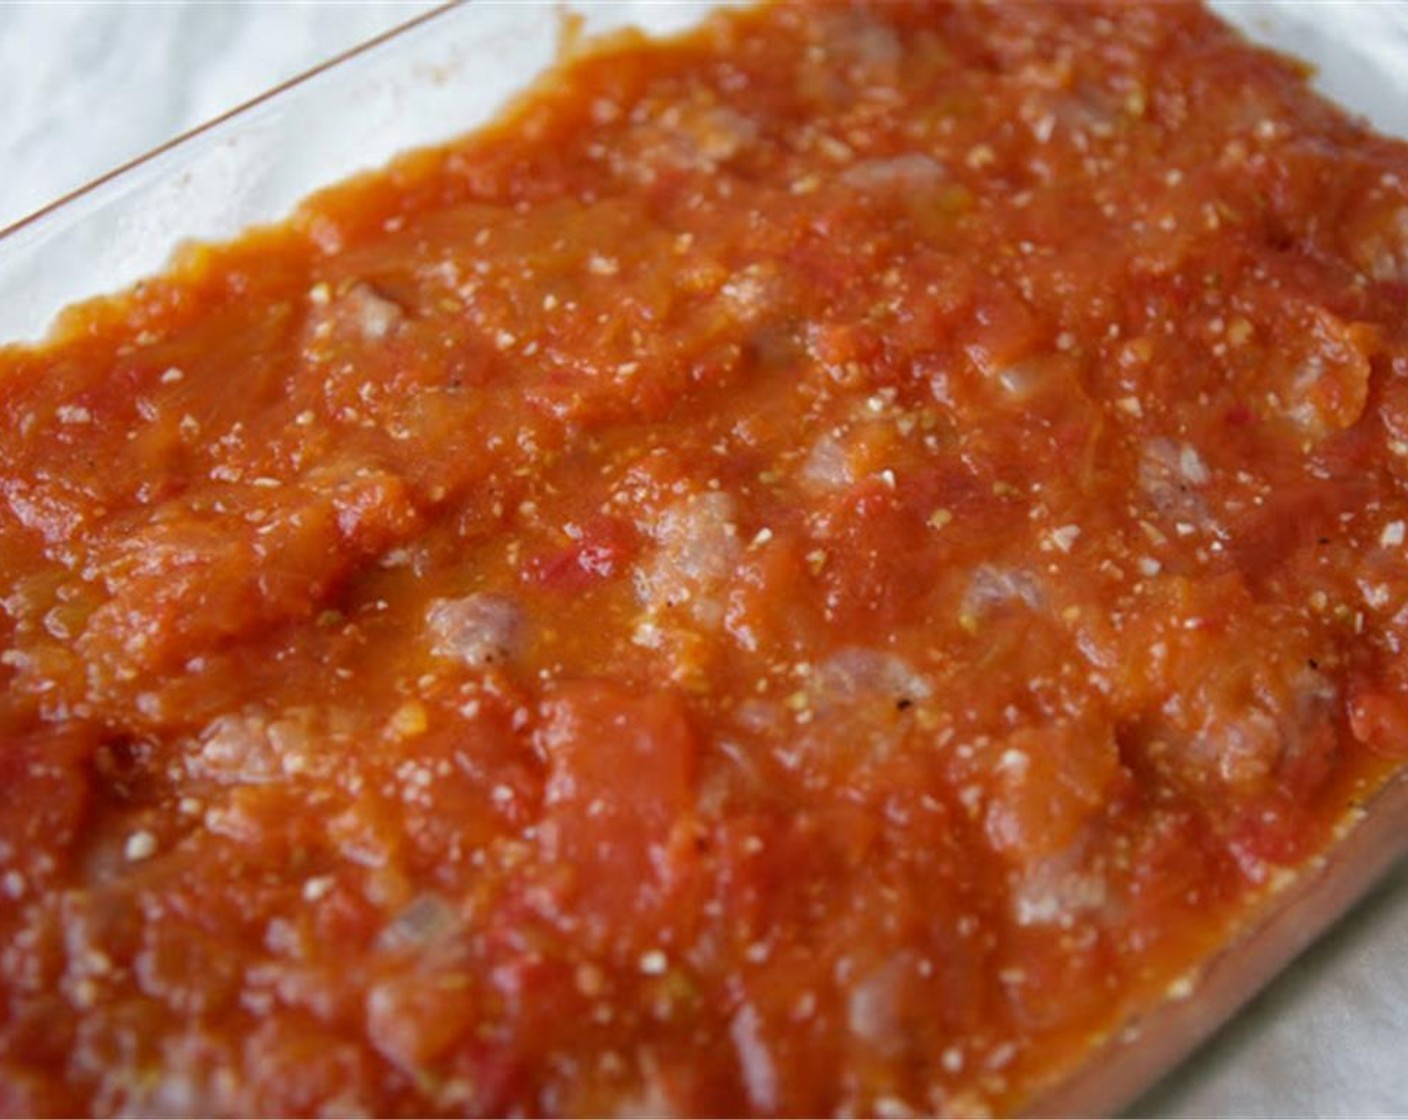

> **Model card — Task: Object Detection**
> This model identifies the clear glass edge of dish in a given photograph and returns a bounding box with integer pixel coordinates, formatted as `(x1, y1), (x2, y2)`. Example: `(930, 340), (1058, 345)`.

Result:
(0, 3), (457, 247)
(1033, 768), (1408, 1118)
(0, 0), (738, 344)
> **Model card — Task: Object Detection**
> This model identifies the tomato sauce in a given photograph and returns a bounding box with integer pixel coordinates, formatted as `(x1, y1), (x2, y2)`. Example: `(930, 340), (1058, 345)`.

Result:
(4, 2), (1408, 1114)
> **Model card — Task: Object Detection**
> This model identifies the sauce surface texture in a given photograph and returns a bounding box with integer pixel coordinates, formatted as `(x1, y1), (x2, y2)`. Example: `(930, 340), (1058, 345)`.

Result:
(5, 2), (1408, 1115)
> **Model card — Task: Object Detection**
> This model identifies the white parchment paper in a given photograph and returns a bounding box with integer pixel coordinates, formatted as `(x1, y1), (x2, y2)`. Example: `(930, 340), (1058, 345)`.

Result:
(0, 3), (1405, 1116)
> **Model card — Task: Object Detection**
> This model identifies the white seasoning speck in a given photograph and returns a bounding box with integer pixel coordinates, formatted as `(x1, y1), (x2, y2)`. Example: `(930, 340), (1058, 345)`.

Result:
(1137, 556), (1162, 577)
(1381, 520), (1405, 547)
(1178, 444), (1210, 485)
(56, 405), (92, 425)
(987, 1042), (1017, 1070)
(1364, 583), (1391, 609)
(160, 367), (185, 384)
(632, 621), (664, 650)
(965, 143), (996, 170)
(941, 1046), (964, 1074)
(302, 876), (335, 902)
(1047, 524), (1081, 553)
(124, 830), (157, 862)
(638, 949), (668, 976)
(2, 870), (24, 899)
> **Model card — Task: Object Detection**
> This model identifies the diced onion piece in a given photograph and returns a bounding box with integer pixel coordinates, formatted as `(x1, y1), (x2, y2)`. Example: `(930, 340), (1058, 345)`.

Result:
(426, 593), (523, 668)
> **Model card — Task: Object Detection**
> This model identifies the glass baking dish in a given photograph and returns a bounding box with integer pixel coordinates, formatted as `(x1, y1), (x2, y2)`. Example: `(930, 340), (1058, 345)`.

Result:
(3, 2), (1407, 1115)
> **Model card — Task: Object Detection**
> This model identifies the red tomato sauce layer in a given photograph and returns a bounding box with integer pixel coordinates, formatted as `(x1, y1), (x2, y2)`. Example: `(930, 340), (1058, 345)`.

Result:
(4, 2), (1408, 1115)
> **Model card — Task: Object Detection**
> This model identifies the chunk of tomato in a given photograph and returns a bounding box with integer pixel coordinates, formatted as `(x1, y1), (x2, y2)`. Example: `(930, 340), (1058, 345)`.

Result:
(535, 682), (698, 944)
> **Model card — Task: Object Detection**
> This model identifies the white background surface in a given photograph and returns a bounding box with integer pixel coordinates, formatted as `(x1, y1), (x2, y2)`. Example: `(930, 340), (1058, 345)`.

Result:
(1, 3), (1406, 1116)
(0, 2), (436, 232)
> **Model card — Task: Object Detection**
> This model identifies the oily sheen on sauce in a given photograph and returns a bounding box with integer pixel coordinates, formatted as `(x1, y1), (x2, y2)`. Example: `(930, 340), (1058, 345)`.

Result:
(4, 2), (1408, 1115)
